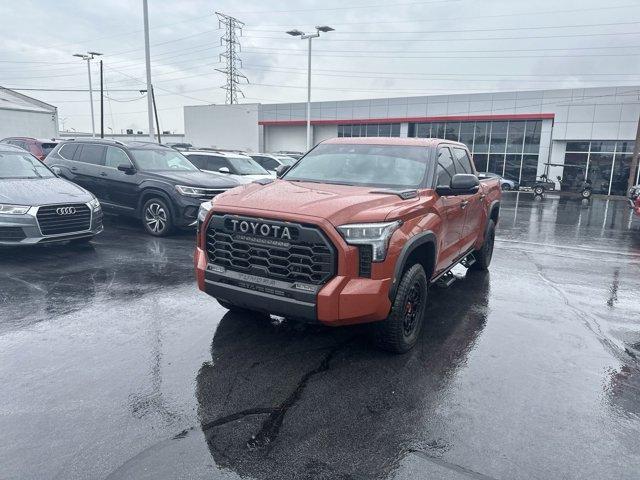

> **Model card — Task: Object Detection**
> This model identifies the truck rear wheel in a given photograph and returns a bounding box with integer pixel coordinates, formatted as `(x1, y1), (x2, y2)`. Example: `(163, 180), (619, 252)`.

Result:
(374, 263), (427, 353)
(470, 219), (495, 271)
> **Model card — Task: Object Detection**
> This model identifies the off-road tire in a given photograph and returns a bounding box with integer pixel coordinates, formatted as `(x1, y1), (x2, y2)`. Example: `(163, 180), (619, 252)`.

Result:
(374, 263), (428, 353)
(470, 219), (496, 271)
(142, 198), (174, 237)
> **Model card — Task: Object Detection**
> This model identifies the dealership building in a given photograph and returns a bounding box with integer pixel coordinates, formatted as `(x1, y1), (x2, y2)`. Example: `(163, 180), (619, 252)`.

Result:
(184, 85), (640, 195)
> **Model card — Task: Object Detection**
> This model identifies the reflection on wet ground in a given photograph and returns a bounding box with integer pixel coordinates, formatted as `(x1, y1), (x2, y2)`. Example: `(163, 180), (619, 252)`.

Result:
(1, 196), (639, 480)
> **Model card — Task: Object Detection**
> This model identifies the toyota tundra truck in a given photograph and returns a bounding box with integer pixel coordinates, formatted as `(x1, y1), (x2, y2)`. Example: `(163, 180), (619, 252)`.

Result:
(195, 138), (501, 352)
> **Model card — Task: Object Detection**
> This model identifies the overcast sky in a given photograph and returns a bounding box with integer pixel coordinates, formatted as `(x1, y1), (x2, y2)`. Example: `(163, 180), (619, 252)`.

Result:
(2, 0), (640, 134)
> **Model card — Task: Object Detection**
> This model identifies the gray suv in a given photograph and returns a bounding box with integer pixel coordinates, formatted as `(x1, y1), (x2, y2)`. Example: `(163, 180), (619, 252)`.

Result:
(0, 143), (103, 245)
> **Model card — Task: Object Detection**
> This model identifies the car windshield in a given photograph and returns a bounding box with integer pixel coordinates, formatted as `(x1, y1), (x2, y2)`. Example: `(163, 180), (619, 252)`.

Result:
(275, 156), (296, 166)
(129, 148), (198, 171)
(228, 156), (270, 175)
(0, 151), (55, 179)
(283, 143), (429, 188)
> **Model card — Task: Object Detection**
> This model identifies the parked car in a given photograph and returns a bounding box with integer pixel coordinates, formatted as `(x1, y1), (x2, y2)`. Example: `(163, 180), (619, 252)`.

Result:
(182, 150), (273, 184)
(1, 137), (60, 161)
(44, 139), (239, 236)
(195, 138), (501, 353)
(274, 150), (304, 160)
(0, 143), (103, 245)
(478, 172), (519, 191)
(248, 153), (297, 173)
(629, 184), (640, 217)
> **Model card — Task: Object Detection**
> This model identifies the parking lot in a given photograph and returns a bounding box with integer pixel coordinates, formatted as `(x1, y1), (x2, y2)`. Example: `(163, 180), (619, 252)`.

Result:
(1, 194), (639, 480)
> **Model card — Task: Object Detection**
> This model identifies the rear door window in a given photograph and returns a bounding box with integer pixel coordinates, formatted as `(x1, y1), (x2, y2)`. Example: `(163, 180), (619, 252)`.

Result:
(76, 144), (106, 166)
(58, 143), (79, 160)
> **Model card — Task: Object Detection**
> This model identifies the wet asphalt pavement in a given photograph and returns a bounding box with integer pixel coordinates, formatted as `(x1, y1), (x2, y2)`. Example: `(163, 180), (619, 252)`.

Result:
(1, 194), (640, 480)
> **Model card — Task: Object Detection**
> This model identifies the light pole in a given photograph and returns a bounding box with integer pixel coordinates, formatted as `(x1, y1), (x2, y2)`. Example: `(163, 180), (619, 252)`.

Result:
(286, 26), (334, 151)
(142, 0), (155, 142)
(73, 51), (102, 137)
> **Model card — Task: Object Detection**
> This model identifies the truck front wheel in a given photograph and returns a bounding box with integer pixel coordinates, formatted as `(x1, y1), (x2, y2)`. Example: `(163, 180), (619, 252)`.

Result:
(374, 263), (427, 353)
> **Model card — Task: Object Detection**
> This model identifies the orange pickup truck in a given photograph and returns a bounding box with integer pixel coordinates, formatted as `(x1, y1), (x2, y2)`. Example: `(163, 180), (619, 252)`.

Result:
(195, 138), (501, 352)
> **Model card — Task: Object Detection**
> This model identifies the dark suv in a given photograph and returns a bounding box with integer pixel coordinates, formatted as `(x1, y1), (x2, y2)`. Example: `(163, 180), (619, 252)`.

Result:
(45, 139), (240, 236)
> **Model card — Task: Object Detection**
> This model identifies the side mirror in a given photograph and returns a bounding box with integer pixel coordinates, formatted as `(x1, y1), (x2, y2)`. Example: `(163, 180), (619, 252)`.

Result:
(436, 174), (480, 196)
(218, 167), (230, 174)
(117, 163), (136, 175)
(51, 166), (61, 176)
(275, 164), (290, 178)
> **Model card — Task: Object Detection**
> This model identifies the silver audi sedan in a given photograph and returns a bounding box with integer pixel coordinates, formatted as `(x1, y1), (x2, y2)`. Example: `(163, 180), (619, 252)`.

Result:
(0, 143), (103, 245)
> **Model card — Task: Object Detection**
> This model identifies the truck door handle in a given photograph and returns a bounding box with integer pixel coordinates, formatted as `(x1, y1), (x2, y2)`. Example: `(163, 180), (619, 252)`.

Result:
(460, 200), (469, 209)
(480, 194), (486, 200)
(100, 172), (108, 177)
(71, 167), (78, 171)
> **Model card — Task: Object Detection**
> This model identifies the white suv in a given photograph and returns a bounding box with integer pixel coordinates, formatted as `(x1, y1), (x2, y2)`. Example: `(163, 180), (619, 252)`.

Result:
(183, 150), (273, 184)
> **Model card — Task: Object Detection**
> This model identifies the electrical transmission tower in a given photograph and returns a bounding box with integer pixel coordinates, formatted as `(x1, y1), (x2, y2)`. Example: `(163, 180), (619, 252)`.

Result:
(215, 12), (248, 104)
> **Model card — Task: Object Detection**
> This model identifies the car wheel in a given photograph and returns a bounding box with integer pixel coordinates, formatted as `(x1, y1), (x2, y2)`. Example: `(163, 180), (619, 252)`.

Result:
(374, 263), (427, 353)
(501, 183), (511, 191)
(581, 189), (592, 199)
(534, 186), (544, 195)
(142, 198), (173, 236)
(470, 219), (496, 271)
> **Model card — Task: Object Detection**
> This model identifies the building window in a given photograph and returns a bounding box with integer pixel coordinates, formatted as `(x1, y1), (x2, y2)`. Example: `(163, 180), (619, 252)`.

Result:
(337, 123), (401, 138)
(563, 140), (638, 195)
(409, 119), (543, 186)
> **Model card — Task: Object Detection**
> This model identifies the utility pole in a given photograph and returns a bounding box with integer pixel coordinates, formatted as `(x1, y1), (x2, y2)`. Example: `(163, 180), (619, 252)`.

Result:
(286, 26), (334, 151)
(73, 51), (101, 137)
(151, 86), (161, 144)
(630, 116), (640, 190)
(100, 60), (104, 138)
(142, 0), (155, 141)
(215, 12), (248, 104)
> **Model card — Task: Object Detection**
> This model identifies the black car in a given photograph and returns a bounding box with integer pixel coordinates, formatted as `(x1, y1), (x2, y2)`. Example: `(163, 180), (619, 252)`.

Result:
(45, 139), (239, 236)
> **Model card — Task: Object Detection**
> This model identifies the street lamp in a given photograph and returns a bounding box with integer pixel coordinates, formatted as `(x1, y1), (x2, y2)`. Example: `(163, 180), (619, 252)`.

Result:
(73, 51), (102, 137)
(286, 25), (334, 151)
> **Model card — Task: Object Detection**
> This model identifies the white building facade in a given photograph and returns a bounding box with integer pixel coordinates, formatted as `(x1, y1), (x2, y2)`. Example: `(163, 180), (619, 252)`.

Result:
(0, 87), (58, 140)
(185, 86), (640, 195)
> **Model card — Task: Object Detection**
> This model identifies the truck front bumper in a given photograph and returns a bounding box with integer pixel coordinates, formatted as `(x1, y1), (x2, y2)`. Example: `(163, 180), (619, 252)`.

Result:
(195, 247), (392, 326)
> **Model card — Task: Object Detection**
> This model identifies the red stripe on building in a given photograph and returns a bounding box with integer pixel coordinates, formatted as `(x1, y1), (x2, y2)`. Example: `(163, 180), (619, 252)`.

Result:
(258, 113), (555, 127)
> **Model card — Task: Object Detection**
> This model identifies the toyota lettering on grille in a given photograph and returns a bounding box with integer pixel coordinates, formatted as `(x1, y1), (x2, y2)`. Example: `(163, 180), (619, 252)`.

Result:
(228, 219), (292, 240)
(56, 207), (77, 215)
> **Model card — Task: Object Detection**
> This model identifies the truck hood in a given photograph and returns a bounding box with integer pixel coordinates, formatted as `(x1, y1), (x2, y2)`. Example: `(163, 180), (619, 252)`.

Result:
(214, 180), (421, 226)
(0, 177), (94, 206)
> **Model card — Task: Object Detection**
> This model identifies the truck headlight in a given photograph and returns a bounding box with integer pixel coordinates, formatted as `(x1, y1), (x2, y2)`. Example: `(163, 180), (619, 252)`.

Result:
(197, 201), (213, 223)
(337, 220), (402, 262)
(176, 185), (208, 197)
(88, 197), (101, 212)
(0, 204), (30, 215)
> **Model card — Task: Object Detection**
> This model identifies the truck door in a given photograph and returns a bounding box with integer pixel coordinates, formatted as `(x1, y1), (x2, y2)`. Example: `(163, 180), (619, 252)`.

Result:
(452, 147), (485, 253)
(434, 146), (466, 273)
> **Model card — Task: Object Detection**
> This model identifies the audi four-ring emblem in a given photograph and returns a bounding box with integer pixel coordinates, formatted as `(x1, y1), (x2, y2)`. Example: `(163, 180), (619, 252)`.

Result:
(56, 207), (77, 215)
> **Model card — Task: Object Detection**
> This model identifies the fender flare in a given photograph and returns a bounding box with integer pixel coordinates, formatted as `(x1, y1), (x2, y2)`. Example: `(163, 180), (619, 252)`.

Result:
(388, 230), (437, 301)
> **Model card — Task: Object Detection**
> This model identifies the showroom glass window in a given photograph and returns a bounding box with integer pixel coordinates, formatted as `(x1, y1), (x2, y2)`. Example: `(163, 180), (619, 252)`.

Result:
(563, 140), (638, 195)
(409, 119), (543, 186)
(338, 123), (401, 137)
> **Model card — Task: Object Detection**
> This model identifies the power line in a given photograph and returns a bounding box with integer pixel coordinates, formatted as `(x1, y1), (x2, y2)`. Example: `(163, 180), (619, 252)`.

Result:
(230, 0), (457, 14)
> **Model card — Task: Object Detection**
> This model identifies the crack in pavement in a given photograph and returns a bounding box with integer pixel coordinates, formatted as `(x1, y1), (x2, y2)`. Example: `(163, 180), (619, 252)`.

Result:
(246, 337), (356, 451)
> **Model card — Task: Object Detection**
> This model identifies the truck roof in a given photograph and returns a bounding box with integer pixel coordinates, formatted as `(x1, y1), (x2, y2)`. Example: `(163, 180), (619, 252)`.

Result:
(323, 137), (467, 148)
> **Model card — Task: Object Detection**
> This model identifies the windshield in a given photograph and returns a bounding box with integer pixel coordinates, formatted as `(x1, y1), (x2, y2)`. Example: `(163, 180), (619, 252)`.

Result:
(284, 143), (428, 188)
(228, 156), (270, 175)
(129, 148), (198, 171)
(275, 156), (296, 166)
(0, 151), (55, 179)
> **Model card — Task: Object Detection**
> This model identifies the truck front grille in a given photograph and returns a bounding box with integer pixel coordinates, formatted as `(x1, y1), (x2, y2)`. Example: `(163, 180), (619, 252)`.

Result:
(206, 214), (336, 285)
(36, 204), (91, 236)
